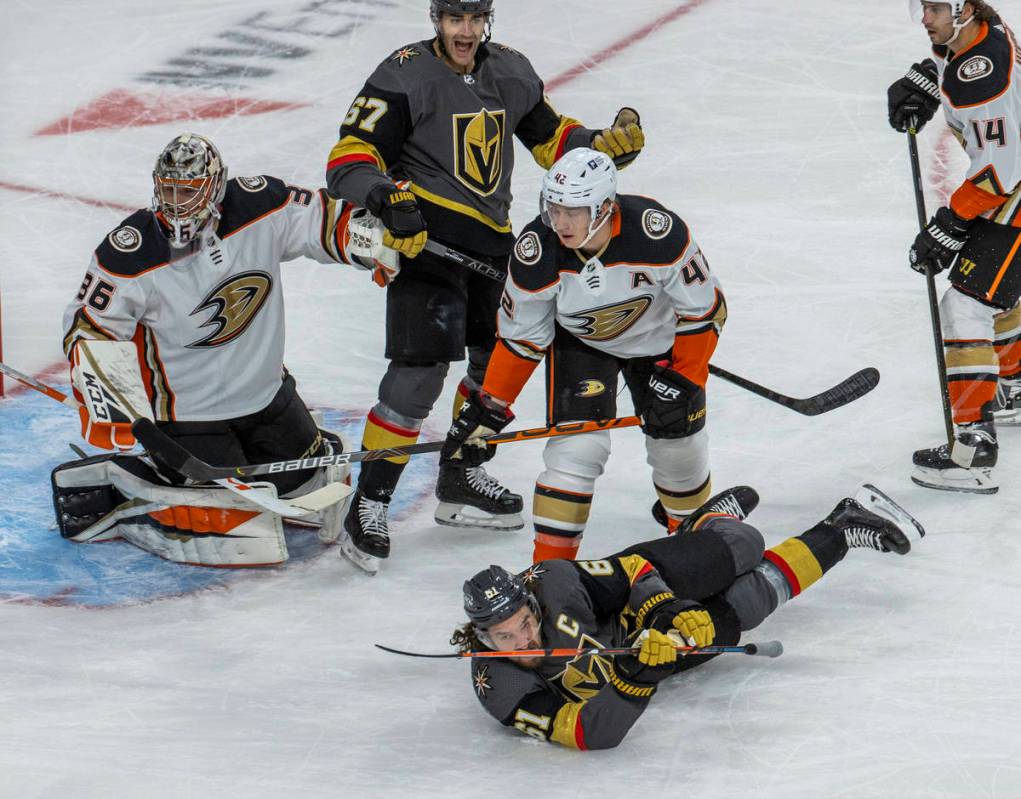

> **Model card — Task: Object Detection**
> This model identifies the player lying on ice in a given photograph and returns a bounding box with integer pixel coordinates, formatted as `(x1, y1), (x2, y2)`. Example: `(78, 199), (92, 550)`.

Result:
(452, 485), (923, 749)
(52, 133), (399, 567)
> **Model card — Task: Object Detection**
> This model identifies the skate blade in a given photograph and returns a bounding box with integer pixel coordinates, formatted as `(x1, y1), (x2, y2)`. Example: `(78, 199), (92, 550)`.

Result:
(993, 410), (1021, 426)
(855, 484), (926, 540)
(339, 538), (382, 575)
(911, 466), (998, 495)
(434, 502), (524, 531)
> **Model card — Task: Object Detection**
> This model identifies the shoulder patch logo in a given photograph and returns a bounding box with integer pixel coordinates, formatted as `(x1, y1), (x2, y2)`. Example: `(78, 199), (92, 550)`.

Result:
(514, 231), (542, 265)
(958, 55), (994, 82)
(641, 209), (673, 239)
(237, 176), (268, 193)
(391, 46), (420, 65)
(109, 226), (142, 253)
(188, 270), (273, 348)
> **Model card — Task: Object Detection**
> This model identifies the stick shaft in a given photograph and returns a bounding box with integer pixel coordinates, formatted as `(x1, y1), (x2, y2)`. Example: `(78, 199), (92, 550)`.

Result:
(0, 361), (80, 409)
(374, 641), (783, 659)
(908, 129), (955, 448)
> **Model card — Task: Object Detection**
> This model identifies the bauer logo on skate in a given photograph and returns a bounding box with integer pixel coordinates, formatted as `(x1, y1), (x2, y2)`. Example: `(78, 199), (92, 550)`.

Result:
(0, 400), (436, 607)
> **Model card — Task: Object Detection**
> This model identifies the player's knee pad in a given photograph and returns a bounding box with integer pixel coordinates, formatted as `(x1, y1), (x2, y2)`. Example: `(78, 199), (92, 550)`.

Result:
(378, 360), (450, 420)
(700, 517), (765, 574)
(51, 454), (287, 566)
(538, 429), (611, 490)
(644, 428), (710, 491)
(723, 564), (786, 632)
(941, 286), (998, 340)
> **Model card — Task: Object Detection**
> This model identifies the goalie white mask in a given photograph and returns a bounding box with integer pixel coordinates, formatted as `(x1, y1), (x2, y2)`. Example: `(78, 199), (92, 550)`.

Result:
(540, 148), (617, 250)
(152, 133), (228, 248)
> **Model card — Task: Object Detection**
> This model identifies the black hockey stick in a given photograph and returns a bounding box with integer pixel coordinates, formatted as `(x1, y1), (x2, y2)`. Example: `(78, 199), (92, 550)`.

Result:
(423, 239), (506, 281)
(708, 364), (879, 416)
(374, 640), (784, 659)
(907, 124), (955, 448)
(131, 416), (642, 483)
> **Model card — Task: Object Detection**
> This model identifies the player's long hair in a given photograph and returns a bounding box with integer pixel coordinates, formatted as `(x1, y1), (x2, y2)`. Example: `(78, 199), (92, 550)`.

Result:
(969, 0), (999, 22)
(450, 623), (485, 654)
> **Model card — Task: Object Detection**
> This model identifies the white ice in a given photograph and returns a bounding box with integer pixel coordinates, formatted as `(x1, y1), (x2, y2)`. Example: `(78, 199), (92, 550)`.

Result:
(1, 1), (1020, 797)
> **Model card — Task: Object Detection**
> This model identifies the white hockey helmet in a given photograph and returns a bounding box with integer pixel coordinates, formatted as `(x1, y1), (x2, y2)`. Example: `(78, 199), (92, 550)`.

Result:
(909, 0), (976, 45)
(540, 148), (617, 246)
(152, 133), (228, 248)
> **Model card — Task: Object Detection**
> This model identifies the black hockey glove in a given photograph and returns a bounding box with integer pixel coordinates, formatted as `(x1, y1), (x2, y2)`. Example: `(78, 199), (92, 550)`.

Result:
(440, 391), (515, 467)
(888, 59), (941, 133)
(365, 183), (428, 259)
(909, 206), (973, 274)
(642, 363), (707, 439)
(613, 629), (678, 692)
(648, 599), (716, 649)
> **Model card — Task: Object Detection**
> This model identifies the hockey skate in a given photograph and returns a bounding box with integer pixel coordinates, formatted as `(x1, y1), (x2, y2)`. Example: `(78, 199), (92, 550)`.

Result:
(434, 463), (524, 530)
(340, 491), (390, 575)
(993, 378), (1021, 426)
(911, 421), (998, 495)
(652, 486), (759, 534)
(821, 494), (917, 555)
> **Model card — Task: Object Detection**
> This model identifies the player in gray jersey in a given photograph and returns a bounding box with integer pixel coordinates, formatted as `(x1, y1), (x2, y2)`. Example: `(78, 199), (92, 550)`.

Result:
(54, 134), (389, 566)
(454, 485), (922, 750)
(888, 1), (1021, 493)
(325, 0), (647, 574)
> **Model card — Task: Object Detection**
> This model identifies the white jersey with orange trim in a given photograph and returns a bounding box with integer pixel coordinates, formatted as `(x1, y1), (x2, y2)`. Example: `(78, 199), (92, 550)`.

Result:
(933, 17), (1021, 222)
(498, 194), (726, 362)
(62, 176), (361, 422)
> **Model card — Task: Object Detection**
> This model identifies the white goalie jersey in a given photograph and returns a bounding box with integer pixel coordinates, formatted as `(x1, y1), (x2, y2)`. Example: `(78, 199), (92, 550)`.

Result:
(933, 16), (1021, 223)
(62, 175), (363, 421)
(497, 195), (727, 362)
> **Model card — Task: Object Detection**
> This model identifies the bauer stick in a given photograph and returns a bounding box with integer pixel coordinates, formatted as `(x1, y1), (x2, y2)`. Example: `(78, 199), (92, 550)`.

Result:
(907, 123), (955, 448)
(0, 361), (349, 518)
(425, 241), (881, 415)
(374, 640), (784, 659)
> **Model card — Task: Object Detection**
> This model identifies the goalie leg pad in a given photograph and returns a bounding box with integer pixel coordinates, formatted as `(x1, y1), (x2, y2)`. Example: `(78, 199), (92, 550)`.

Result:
(51, 454), (288, 565)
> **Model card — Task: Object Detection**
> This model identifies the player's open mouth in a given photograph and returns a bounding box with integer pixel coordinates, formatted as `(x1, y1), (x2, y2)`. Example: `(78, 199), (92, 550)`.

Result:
(453, 40), (474, 57)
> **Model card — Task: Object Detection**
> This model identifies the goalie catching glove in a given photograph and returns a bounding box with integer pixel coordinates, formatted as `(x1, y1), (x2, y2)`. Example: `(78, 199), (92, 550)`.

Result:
(887, 59), (941, 133)
(642, 362), (707, 439)
(591, 107), (645, 168)
(346, 208), (401, 286)
(440, 391), (514, 467)
(365, 183), (428, 259)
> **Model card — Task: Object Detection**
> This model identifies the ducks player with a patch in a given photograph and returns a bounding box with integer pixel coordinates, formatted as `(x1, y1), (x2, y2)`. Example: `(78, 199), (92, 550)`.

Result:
(888, 1), (1021, 493)
(54, 133), (395, 566)
(325, 0), (647, 574)
(452, 485), (923, 750)
(442, 149), (727, 561)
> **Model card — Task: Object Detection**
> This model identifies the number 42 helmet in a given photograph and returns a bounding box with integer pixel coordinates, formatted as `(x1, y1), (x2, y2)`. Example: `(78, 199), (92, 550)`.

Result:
(152, 133), (228, 248)
(540, 147), (617, 248)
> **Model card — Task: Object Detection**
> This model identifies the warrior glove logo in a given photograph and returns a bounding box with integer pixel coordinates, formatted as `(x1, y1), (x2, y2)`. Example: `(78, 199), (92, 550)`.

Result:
(188, 271), (273, 348)
(563, 296), (653, 342)
(453, 108), (505, 196)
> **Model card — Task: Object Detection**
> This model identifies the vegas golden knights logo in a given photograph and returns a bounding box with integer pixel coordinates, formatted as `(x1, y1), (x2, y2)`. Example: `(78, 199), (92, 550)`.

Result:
(563, 296), (653, 342)
(453, 108), (505, 196)
(556, 636), (614, 701)
(188, 271), (273, 348)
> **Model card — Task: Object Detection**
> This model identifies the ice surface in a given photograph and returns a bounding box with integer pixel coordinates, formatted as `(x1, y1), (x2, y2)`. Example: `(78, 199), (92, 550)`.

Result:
(2, 1), (1019, 797)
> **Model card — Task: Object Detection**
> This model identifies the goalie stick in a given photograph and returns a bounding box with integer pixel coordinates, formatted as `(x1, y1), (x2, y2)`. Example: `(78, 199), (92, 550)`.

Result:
(0, 361), (349, 518)
(374, 640), (784, 659)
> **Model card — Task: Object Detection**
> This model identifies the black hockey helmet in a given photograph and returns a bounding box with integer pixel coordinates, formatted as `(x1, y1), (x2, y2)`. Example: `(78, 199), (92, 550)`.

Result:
(463, 565), (540, 640)
(430, 0), (494, 42)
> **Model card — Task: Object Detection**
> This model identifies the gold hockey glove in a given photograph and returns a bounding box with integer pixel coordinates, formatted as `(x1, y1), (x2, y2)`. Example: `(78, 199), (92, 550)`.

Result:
(367, 184), (428, 259)
(592, 107), (644, 168)
(670, 607), (715, 649)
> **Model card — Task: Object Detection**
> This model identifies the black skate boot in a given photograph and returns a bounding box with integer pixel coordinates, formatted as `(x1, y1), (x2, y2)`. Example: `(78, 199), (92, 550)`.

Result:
(993, 377), (1021, 427)
(821, 497), (913, 555)
(652, 486), (759, 534)
(911, 421), (998, 495)
(434, 463), (524, 530)
(340, 490), (390, 575)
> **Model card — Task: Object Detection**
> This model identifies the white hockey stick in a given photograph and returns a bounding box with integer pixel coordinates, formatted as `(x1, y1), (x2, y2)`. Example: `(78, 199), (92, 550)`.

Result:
(0, 360), (348, 517)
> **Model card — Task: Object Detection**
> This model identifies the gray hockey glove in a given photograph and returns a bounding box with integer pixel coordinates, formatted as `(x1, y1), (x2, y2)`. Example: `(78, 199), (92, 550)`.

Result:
(365, 183), (427, 259)
(642, 362), (707, 439)
(592, 107), (644, 168)
(440, 391), (515, 467)
(910, 206), (972, 274)
(888, 59), (941, 133)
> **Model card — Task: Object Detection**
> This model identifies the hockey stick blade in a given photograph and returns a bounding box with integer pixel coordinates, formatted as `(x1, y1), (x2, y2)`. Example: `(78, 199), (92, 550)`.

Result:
(709, 364), (879, 416)
(374, 640), (783, 659)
